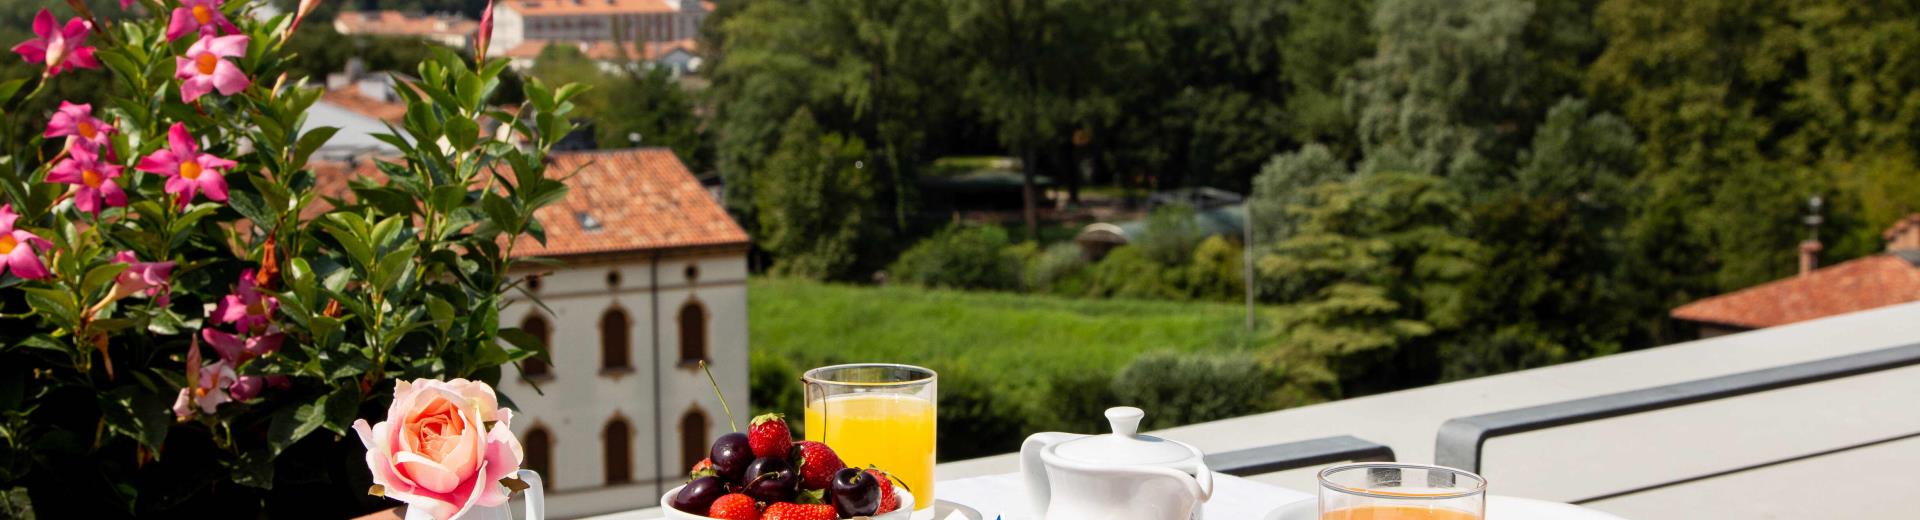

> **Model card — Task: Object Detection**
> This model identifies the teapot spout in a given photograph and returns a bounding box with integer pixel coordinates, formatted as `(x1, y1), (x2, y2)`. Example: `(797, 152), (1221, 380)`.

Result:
(1020, 432), (1084, 517)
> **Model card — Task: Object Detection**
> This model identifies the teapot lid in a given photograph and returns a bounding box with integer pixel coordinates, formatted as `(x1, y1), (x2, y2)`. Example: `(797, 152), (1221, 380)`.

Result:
(1053, 407), (1199, 466)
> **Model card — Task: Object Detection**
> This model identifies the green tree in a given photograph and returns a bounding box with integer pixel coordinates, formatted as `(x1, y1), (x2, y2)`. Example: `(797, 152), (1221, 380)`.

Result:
(1278, 0), (1374, 155)
(888, 224), (1023, 290)
(523, 45), (706, 166)
(1453, 98), (1638, 379)
(753, 110), (883, 280)
(1255, 171), (1483, 393)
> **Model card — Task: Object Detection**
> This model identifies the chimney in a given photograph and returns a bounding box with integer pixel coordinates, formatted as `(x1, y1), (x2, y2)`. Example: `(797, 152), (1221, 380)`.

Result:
(1885, 214), (1920, 252)
(1799, 239), (1823, 277)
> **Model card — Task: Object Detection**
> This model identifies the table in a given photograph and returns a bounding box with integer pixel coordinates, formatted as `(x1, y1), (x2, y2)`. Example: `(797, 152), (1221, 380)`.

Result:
(934, 472), (1628, 520)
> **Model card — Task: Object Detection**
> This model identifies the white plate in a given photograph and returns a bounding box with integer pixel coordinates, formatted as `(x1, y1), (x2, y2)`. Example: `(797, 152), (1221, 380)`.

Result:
(1265, 495), (1628, 520)
(659, 484), (914, 519)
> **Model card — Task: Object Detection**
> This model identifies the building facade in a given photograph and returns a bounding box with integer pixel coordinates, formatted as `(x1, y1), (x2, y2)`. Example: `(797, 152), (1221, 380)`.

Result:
(332, 10), (477, 48)
(315, 149), (749, 519)
(491, 0), (711, 58)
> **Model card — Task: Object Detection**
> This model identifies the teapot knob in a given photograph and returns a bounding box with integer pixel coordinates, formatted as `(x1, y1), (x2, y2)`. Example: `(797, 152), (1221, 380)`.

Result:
(1105, 407), (1145, 438)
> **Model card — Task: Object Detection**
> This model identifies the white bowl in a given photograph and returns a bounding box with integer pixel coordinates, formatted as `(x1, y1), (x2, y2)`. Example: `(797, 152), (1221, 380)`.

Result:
(660, 484), (915, 519)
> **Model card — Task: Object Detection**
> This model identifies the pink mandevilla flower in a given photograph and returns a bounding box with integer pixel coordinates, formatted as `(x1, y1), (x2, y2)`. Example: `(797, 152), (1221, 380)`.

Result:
(211, 269), (278, 334)
(10, 9), (99, 77)
(0, 204), (52, 280)
(47, 145), (127, 216)
(172, 342), (234, 419)
(136, 123), (234, 207)
(113, 250), (176, 305)
(166, 0), (240, 41)
(44, 102), (114, 150)
(174, 34), (251, 102)
(201, 328), (288, 401)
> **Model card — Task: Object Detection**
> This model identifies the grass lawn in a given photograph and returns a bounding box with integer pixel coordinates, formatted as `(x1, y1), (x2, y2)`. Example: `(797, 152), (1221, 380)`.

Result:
(750, 277), (1259, 384)
(748, 277), (1271, 459)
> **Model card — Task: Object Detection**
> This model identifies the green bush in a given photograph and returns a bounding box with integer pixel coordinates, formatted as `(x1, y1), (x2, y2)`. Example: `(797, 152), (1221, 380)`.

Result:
(1187, 235), (1246, 301)
(750, 355), (805, 424)
(1025, 241), (1092, 295)
(1087, 246), (1188, 300)
(1112, 352), (1273, 430)
(888, 224), (1022, 290)
(1137, 205), (1208, 266)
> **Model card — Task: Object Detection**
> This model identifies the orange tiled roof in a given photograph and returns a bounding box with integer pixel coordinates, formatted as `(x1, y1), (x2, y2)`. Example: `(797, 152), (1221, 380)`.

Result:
(501, 39), (697, 61)
(1670, 254), (1920, 329)
(308, 149), (746, 258)
(504, 0), (712, 16)
(334, 10), (476, 38)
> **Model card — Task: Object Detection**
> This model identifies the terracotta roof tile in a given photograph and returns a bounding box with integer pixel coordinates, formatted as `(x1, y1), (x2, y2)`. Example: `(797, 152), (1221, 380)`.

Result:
(308, 148), (745, 258)
(1670, 254), (1920, 329)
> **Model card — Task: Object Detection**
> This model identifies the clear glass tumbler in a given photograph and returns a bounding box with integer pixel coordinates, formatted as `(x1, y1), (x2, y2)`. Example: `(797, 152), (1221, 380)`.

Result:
(802, 364), (937, 511)
(1318, 462), (1487, 520)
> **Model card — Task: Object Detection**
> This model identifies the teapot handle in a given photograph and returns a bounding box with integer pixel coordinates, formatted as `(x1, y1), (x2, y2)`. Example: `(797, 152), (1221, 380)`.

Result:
(516, 469), (546, 520)
(1020, 432), (1081, 518)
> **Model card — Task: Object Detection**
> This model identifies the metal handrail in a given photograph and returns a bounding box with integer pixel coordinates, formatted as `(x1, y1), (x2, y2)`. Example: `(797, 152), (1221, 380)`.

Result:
(1206, 435), (1396, 477)
(1435, 342), (1920, 474)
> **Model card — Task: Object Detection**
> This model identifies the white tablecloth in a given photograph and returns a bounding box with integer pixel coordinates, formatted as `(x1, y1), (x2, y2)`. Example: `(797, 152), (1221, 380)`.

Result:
(932, 471), (1308, 519)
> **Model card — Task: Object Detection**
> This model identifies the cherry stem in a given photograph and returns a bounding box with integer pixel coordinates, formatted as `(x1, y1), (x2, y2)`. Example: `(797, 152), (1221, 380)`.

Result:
(700, 360), (739, 432)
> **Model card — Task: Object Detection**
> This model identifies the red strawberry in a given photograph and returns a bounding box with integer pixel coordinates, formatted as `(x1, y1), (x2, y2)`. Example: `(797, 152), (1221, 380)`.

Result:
(749, 413), (793, 459)
(691, 457), (715, 476)
(793, 441), (846, 490)
(762, 502), (836, 520)
(866, 468), (899, 514)
(708, 493), (761, 520)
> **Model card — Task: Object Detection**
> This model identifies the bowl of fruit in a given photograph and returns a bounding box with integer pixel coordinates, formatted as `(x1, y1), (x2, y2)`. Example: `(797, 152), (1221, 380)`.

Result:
(664, 413), (913, 519)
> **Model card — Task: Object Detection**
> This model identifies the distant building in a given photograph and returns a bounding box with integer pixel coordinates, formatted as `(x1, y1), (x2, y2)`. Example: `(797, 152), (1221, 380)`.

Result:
(308, 66), (411, 160)
(315, 149), (750, 519)
(333, 10), (478, 48)
(1672, 214), (1920, 338)
(500, 38), (700, 75)
(492, 0), (712, 59)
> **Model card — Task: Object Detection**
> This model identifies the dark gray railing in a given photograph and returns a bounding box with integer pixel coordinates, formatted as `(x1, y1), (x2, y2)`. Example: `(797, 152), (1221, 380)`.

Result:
(1434, 341), (1920, 501)
(1206, 435), (1395, 477)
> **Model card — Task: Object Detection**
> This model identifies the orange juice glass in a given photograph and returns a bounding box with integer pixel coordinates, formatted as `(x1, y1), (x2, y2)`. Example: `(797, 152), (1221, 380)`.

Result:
(803, 364), (937, 511)
(1319, 463), (1486, 520)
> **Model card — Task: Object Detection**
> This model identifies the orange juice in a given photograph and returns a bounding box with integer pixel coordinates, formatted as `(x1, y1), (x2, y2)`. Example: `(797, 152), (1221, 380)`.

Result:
(1322, 506), (1480, 520)
(805, 393), (936, 510)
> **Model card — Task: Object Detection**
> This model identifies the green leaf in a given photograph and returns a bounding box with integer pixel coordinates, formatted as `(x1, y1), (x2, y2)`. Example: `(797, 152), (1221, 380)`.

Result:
(81, 263), (131, 297)
(287, 258), (317, 308)
(20, 288), (78, 328)
(269, 397), (327, 456)
(497, 327), (549, 363)
(293, 126), (341, 167)
(426, 295), (455, 333)
(429, 185), (467, 213)
(231, 448), (275, 489)
(373, 243), (417, 290)
(320, 216), (375, 269)
(322, 384), (360, 435)
(480, 193), (519, 234)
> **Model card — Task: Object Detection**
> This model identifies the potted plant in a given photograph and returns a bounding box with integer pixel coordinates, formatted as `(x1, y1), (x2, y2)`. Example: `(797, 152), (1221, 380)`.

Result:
(0, 0), (582, 516)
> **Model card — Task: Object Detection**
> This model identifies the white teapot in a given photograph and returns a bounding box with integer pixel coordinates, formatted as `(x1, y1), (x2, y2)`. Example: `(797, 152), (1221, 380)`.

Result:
(1021, 407), (1215, 520)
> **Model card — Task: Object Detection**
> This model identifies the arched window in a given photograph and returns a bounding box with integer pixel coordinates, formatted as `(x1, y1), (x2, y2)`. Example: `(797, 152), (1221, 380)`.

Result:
(678, 300), (707, 366)
(603, 417), (632, 484)
(524, 427), (553, 489)
(520, 314), (551, 379)
(680, 408), (709, 470)
(600, 307), (630, 370)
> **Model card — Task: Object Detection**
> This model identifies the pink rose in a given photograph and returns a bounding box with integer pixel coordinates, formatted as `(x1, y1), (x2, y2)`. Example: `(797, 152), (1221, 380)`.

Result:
(354, 379), (524, 520)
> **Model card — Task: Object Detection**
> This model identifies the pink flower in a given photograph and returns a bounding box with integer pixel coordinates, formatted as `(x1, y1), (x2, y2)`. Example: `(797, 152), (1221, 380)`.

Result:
(46, 145), (127, 216)
(136, 123), (234, 207)
(211, 269), (277, 334)
(121, 0), (135, 9)
(287, 0), (325, 36)
(44, 102), (114, 150)
(166, 0), (239, 41)
(354, 379), (524, 520)
(173, 34), (250, 102)
(476, 0), (496, 58)
(10, 10), (99, 77)
(201, 328), (283, 364)
(113, 251), (175, 305)
(0, 205), (51, 280)
(172, 343), (234, 419)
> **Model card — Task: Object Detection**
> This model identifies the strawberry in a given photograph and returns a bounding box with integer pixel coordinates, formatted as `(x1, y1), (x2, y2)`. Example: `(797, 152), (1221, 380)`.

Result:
(762, 502), (837, 520)
(793, 441), (846, 490)
(708, 493), (761, 520)
(749, 413), (793, 459)
(691, 457), (715, 478)
(866, 468), (899, 514)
